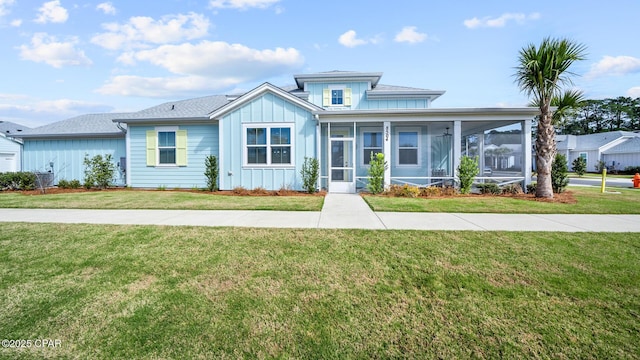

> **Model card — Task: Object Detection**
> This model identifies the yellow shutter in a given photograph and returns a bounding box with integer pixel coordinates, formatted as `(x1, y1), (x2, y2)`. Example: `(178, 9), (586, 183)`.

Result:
(146, 130), (156, 166)
(344, 88), (352, 106)
(322, 89), (330, 106)
(176, 130), (187, 166)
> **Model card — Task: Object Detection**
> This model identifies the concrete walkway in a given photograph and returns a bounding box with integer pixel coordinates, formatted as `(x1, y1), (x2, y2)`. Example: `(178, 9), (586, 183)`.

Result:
(1, 193), (639, 232)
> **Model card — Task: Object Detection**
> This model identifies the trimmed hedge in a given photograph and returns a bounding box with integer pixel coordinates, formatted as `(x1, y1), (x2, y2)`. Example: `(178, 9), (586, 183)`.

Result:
(0, 172), (37, 191)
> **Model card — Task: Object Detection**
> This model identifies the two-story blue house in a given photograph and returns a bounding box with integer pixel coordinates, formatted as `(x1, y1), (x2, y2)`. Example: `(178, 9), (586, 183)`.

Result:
(21, 71), (538, 192)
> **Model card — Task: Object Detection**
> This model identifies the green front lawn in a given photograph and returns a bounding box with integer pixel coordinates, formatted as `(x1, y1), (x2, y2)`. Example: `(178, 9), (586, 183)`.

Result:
(365, 186), (640, 214)
(0, 224), (638, 358)
(0, 190), (324, 211)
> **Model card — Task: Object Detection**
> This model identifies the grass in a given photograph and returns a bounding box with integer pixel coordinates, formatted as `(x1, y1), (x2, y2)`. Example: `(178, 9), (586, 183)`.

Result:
(0, 223), (638, 358)
(365, 186), (640, 214)
(0, 190), (324, 211)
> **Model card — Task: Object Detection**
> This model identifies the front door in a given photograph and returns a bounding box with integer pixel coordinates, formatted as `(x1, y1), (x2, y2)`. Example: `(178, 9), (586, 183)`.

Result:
(329, 134), (355, 193)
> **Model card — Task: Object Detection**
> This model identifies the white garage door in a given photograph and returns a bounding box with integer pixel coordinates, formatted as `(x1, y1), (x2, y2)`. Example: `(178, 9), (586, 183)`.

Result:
(0, 153), (16, 172)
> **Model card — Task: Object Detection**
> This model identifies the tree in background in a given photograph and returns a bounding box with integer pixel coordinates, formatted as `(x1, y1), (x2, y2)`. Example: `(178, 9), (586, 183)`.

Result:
(515, 37), (587, 198)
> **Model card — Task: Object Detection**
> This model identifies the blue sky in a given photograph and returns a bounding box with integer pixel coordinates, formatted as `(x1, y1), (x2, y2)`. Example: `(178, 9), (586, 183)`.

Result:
(1, 0), (639, 128)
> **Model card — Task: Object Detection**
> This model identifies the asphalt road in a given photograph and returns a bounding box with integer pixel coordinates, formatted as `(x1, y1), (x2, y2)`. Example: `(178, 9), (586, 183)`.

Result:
(569, 176), (635, 188)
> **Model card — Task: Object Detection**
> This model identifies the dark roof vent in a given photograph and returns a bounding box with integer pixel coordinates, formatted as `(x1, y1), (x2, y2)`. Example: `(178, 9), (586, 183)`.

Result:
(171, 104), (175, 110)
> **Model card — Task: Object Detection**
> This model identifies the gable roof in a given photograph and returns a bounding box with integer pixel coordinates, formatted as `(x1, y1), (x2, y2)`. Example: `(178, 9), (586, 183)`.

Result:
(19, 113), (131, 138)
(0, 121), (30, 136)
(209, 82), (323, 120)
(574, 131), (639, 151)
(602, 136), (640, 154)
(118, 95), (230, 123)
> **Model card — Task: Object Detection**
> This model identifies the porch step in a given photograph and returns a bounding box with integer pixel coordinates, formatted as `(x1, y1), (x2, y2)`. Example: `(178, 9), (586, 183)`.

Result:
(318, 193), (385, 229)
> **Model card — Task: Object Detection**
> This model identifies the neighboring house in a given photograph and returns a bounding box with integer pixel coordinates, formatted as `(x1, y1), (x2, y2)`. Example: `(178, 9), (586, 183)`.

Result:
(22, 71), (539, 192)
(557, 131), (640, 172)
(20, 114), (130, 185)
(0, 121), (29, 173)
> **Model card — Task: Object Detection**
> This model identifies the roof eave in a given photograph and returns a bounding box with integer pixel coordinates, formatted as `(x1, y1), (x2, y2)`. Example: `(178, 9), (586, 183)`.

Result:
(114, 116), (211, 124)
(19, 132), (125, 139)
(294, 72), (384, 89)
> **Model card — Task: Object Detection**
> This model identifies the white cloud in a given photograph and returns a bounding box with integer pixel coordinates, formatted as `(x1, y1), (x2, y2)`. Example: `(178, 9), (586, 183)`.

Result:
(209, 0), (280, 10)
(394, 26), (427, 44)
(338, 30), (368, 48)
(627, 87), (640, 98)
(0, 0), (15, 17)
(10, 18), (21, 27)
(98, 41), (304, 97)
(34, 0), (69, 24)
(0, 94), (113, 127)
(91, 12), (210, 50)
(18, 33), (92, 68)
(586, 55), (640, 79)
(464, 12), (540, 29)
(96, 2), (116, 15)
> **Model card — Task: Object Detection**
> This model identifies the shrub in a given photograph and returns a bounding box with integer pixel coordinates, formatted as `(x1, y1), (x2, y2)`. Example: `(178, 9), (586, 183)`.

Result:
(232, 186), (250, 196)
(595, 160), (606, 173)
(572, 157), (587, 176)
(204, 155), (218, 192)
(367, 152), (388, 194)
(623, 165), (640, 175)
(57, 179), (70, 189)
(69, 179), (81, 189)
(420, 186), (442, 197)
(476, 183), (501, 195)
(300, 157), (319, 194)
(251, 187), (269, 196)
(386, 184), (420, 198)
(83, 154), (116, 189)
(501, 183), (524, 195)
(526, 182), (537, 194)
(552, 153), (570, 194)
(0, 172), (36, 191)
(457, 156), (479, 194)
(441, 186), (458, 196)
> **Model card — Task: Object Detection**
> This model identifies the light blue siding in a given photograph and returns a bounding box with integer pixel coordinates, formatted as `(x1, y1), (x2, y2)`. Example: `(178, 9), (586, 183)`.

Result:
(220, 92), (316, 190)
(306, 82), (428, 110)
(129, 124), (218, 188)
(23, 137), (126, 185)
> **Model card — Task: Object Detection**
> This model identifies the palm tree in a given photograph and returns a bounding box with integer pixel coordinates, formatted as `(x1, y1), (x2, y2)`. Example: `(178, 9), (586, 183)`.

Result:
(515, 37), (587, 198)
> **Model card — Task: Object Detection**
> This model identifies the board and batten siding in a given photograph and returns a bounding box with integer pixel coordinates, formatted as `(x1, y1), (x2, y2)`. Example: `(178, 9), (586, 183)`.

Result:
(22, 137), (126, 185)
(220, 92), (316, 191)
(129, 124), (218, 188)
(306, 82), (428, 110)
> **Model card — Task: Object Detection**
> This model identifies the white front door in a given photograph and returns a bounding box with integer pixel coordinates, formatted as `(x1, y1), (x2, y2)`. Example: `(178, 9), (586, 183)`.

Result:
(329, 136), (355, 193)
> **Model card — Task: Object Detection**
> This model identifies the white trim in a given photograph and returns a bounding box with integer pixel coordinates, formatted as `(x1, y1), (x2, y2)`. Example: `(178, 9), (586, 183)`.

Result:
(155, 126), (178, 166)
(395, 127), (421, 167)
(125, 128), (131, 186)
(218, 120), (225, 190)
(453, 120), (462, 179)
(242, 123), (295, 168)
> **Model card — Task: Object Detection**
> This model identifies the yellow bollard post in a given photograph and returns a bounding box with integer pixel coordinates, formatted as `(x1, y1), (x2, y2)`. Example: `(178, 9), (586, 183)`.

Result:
(601, 168), (607, 193)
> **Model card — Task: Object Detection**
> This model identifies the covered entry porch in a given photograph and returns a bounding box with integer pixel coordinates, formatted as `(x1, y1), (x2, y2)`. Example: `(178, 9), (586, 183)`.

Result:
(316, 109), (536, 193)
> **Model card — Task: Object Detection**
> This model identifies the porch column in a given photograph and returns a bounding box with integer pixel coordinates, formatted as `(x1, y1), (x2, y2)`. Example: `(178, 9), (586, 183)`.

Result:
(453, 120), (462, 180)
(523, 119), (532, 189)
(383, 121), (391, 189)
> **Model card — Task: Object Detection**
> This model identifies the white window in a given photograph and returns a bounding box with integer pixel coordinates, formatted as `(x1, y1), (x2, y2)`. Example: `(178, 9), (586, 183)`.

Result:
(396, 128), (420, 166)
(323, 86), (352, 107)
(361, 128), (383, 165)
(243, 124), (293, 167)
(158, 131), (176, 165)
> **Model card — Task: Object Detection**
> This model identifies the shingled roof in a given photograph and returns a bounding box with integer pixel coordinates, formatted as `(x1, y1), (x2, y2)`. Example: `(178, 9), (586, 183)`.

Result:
(19, 113), (131, 138)
(0, 121), (30, 136)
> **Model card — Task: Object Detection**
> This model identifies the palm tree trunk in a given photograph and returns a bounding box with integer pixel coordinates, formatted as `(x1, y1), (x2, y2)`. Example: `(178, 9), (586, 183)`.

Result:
(535, 108), (555, 198)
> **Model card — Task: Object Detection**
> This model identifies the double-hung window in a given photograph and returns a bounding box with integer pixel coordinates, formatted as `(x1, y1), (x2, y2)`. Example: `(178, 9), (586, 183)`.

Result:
(158, 131), (176, 164)
(244, 124), (293, 166)
(362, 130), (382, 165)
(397, 129), (419, 166)
(323, 86), (352, 107)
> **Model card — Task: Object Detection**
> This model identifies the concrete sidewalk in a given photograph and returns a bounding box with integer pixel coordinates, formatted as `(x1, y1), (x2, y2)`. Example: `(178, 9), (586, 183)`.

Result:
(1, 194), (639, 232)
